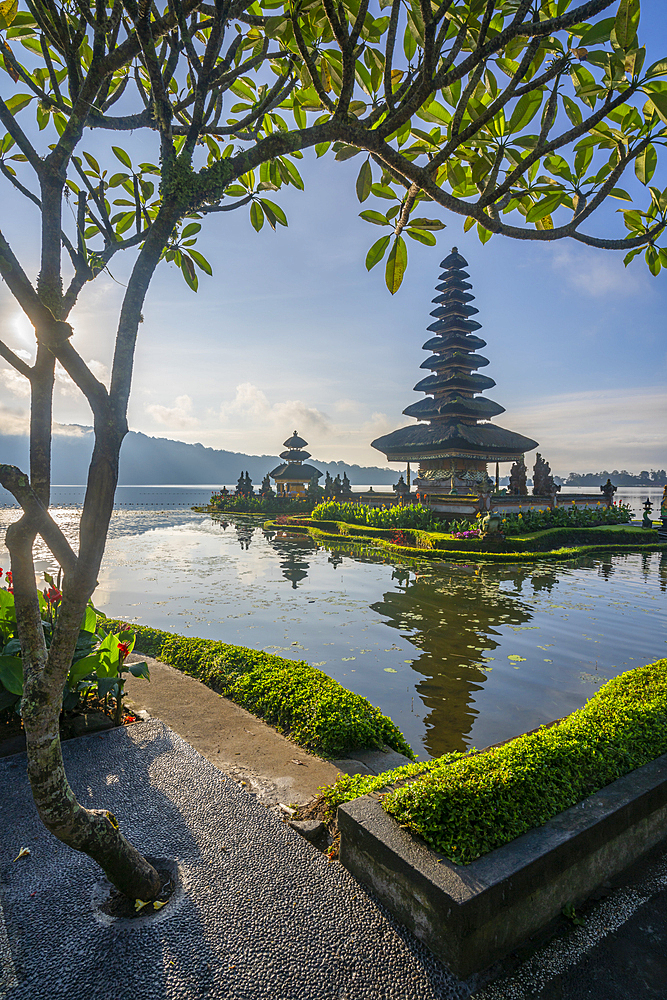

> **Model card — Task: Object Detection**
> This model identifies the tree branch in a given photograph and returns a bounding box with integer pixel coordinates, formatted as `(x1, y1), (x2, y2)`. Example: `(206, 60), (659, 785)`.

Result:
(0, 464), (78, 574)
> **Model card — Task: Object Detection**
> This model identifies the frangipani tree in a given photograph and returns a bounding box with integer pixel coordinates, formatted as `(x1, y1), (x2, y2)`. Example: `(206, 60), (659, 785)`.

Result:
(0, 0), (664, 900)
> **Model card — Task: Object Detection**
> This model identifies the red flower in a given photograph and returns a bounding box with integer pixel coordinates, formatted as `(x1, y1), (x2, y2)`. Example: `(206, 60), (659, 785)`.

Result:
(0, 568), (3, 578)
(117, 642), (130, 657)
(6, 571), (12, 585)
(46, 587), (61, 604)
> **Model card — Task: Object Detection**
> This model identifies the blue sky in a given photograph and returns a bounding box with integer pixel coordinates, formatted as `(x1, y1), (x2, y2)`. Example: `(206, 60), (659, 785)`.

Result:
(0, 2), (666, 477)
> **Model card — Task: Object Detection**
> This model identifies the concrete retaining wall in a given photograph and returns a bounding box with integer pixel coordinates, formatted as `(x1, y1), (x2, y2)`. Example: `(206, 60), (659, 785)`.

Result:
(338, 752), (667, 978)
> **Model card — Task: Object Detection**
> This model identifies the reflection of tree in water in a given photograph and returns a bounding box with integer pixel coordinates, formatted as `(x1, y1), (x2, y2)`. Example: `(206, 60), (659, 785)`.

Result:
(660, 552), (667, 594)
(371, 561), (559, 758)
(265, 531), (315, 589)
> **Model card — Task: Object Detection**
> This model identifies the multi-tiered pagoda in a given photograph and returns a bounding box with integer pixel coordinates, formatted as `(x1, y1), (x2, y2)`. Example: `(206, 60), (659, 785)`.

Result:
(270, 431), (322, 498)
(372, 248), (537, 497)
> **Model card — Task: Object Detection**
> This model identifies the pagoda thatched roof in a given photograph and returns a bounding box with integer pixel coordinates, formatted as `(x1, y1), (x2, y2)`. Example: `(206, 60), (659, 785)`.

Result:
(371, 422), (538, 461)
(270, 463), (322, 481)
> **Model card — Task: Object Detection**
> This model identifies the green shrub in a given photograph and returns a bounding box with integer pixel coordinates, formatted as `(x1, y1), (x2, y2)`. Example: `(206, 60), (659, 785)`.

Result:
(209, 495), (314, 515)
(444, 503), (632, 536)
(318, 752), (464, 820)
(383, 660), (667, 864)
(312, 501), (436, 530)
(104, 620), (414, 759)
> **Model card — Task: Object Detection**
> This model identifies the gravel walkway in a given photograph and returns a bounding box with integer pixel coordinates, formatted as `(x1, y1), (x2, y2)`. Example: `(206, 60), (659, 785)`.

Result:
(0, 721), (468, 1000)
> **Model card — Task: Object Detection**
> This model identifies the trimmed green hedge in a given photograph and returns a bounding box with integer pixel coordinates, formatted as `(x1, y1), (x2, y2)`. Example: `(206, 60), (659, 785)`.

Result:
(103, 619), (414, 760)
(382, 660), (667, 864)
(266, 519), (665, 563)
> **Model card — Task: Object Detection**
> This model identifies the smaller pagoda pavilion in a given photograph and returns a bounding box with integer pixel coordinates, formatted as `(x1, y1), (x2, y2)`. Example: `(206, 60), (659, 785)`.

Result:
(372, 248), (538, 503)
(270, 432), (322, 498)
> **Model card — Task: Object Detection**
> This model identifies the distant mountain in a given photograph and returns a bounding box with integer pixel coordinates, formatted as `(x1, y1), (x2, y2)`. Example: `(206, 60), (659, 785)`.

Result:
(0, 427), (402, 486)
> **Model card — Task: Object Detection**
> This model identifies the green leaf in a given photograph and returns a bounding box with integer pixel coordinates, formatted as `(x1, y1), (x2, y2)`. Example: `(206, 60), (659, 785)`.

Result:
(335, 144), (361, 161)
(646, 89), (667, 125)
(477, 223), (492, 244)
(356, 159), (372, 202)
(5, 94), (33, 114)
(525, 192), (564, 223)
(258, 198), (287, 226)
(181, 222), (201, 239)
(385, 236), (407, 294)
(359, 210), (388, 226)
(644, 59), (667, 80)
(365, 234), (391, 270)
(614, 0), (640, 51)
(82, 605), (96, 634)
(623, 245), (643, 266)
(544, 154), (573, 182)
(406, 228), (436, 246)
(188, 249), (212, 275)
(0, 655), (22, 696)
(128, 660), (150, 680)
(408, 218), (445, 231)
(0, 0), (19, 29)
(635, 144), (657, 185)
(463, 216), (475, 233)
(180, 255), (198, 291)
(279, 156), (304, 190)
(609, 187), (632, 201)
(112, 146), (132, 169)
(507, 91), (542, 133)
(315, 141), (331, 158)
(645, 244), (661, 276)
(68, 653), (102, 688)
(250, 200), (264, 232)
(578, 17), (615, 47)
(562, 95), (582, 126)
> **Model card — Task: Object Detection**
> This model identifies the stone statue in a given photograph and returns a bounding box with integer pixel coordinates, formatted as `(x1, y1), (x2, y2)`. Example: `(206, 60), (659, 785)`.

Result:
(508, 457), (527, 496)
(600, 478), (617, 503)
(532, 453), (558, 496)
(642, 498), (653, 529)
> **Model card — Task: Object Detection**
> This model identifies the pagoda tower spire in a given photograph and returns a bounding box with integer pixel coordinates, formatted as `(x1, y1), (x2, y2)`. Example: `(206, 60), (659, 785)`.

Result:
(371, 248), (538, 491)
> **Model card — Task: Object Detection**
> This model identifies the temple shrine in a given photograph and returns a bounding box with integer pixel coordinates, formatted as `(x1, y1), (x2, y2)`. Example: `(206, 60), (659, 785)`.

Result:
(269, 431), (322, 498)
(372, 248), (538, 506)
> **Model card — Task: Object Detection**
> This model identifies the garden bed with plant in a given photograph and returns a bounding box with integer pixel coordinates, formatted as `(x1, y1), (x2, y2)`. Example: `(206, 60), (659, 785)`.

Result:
(203, 495), (317, 515)
(102, 620), (414, 759)
(0, 571), (150, 752)
(265, 500), (664, 562)
(313, 659), (667, 865)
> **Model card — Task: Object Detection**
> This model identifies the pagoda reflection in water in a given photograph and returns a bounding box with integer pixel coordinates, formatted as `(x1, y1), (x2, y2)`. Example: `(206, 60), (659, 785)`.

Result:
(265, 529), (316, 588)
(370, 562), (559, 757)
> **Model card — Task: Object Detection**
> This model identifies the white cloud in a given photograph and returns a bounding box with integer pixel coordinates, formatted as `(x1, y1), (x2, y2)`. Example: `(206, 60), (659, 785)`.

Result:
(0, 404), (29, 435)
(501, 387), (667, 475)
(0, 367), (31, 397)
(551, 247), (649, 298)
(55, 360), (109, 398)
(145, 394), (199, 430)
(219, 382), (331, 436)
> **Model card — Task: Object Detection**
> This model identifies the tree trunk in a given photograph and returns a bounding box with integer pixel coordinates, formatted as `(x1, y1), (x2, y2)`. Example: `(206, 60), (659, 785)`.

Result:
(8, 468), (162, 901)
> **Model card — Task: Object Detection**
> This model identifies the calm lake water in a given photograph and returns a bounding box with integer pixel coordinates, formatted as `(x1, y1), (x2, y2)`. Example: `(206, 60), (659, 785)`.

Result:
(0, 486), (665, 759)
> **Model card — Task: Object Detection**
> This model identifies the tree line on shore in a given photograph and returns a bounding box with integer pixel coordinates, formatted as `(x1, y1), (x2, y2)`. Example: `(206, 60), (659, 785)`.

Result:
(566, 470), (667, 487)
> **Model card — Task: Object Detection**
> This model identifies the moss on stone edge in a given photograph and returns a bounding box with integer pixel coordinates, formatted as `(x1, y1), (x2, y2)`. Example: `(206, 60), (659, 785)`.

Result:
(103, 620), (414, 760)
(382, 659), (667, 865)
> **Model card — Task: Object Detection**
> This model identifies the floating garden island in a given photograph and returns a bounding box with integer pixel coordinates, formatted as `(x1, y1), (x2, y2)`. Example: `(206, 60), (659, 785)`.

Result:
(264, 499), (666, 564)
